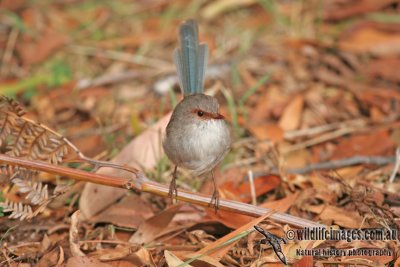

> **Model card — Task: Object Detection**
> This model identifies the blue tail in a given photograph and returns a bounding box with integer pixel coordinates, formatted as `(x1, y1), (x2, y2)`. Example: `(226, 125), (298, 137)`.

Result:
(174, 19), (208, 96)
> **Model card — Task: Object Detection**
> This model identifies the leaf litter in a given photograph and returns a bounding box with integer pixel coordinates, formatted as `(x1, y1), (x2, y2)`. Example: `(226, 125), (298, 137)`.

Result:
(0, 0), (400, 266)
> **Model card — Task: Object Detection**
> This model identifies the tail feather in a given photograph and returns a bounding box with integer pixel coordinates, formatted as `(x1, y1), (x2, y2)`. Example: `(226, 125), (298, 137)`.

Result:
(174, 19), (208, 96)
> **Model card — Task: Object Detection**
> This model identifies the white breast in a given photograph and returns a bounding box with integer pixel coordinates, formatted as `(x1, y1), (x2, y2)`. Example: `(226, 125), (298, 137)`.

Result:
(180, 119), (231, 175)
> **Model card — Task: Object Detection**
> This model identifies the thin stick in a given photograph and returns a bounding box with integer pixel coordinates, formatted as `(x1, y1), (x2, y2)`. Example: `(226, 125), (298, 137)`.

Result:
(75, 70), (142, 90)
(67, 45), (172, 71)
(247, 170), (257, 206)
(283, 118), (367, 139)
(279, 155), (396, 175)
(1, 28), (19, 76)
(283, 119), (400, 154)
(0, 154), (324, 229)
(389, 147), (400, 183)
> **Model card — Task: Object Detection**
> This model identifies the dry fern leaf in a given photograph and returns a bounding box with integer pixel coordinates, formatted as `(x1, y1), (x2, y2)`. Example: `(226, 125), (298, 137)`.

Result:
(0, 96), (71, 219)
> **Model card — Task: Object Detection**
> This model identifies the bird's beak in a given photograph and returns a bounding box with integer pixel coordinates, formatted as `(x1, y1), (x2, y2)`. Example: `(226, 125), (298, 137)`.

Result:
(212, 113), (225, 120)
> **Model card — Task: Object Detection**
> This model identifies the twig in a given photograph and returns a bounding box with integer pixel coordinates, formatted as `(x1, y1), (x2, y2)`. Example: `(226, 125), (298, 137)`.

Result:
(0, 28), (19, 76)
(75, 70), (142, 90)
(67, 45), (173, 71)
(282, 119), (400, 154)
(281, 126), (365, 153)
(283, 118), (367, 140)
(389, 147), (400, 183)
(275, 155), (396, 175)
(247, 170), (256, 206)
(0, 154), (324, 229)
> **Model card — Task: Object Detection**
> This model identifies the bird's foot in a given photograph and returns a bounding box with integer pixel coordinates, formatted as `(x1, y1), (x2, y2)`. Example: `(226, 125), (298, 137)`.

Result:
(168, 178), (178, 203)
(208, 189), (220, 213)
(168, 166), (178, 203)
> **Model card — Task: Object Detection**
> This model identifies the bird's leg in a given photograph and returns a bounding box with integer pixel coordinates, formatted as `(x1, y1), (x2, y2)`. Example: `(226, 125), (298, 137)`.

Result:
(168, 165), (178, 202)
(208, 170), (220, 213)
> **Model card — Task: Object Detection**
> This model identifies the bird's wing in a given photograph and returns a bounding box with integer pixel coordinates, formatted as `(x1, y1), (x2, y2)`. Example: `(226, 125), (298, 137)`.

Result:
(174, 19), (208, 96)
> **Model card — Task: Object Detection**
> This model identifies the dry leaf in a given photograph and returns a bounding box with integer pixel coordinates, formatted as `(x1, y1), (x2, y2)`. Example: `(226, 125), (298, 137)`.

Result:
(362, 57), (400, 83)
(165, 250), (191, 267)
(201, 0), (256, 19)
(91, 247), (134, 261)
(66, 256), (111, 267)
(324, 0), (396, 21)
(339, 22), (400, 56)
(18, 29), (68, 65)
(331, 130), (395, 160)
(292, 255), (313, 267)
(278, 95), (304, 131)
(129, 204), (181, 244)
(248, 123), (284, 142)
(80, 113), (171, 218)
(89, 194), (153, 229)
(306, 205), (363, 228)
(36, 247), (63, 267)
(108, 260), (140, 267)
(0, 0), (25, 10)
(69, 210), (85, 257)
(220, 175), (281, 203)
(282, 149), (311, 169)
(261, 192), (300, 212)
(206, 210), (253, 229)
(189, 210), (274, 261)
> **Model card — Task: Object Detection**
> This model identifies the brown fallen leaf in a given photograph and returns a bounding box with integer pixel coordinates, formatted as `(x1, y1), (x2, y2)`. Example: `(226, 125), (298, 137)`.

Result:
(165, 250), (193, 267)
(282, 149), (311, 170)
(220, 175), (281, 203)
(189, 210), (274, 261)
(250, 85), (287, 124)
(306, 205), (363, 228)
(260, 192), (300, 212)
(323, 0), (396, 21)
(90, 247), (154, 266)
(91, 247), (135, 261)
(129, 204), (181, 244)
(248, 123), (284, 142)
(331, 130), (395, 160)
(205, 210), (253, 230)
(0, 0), (25, 10)
(79, 113), (171, 219)
(36, 247), (63, 267)
(69, 210), (85, 257)
(66, 256), (111, 267)
(89, 194), (153, 229)
(292, 255), (313, 267)
(394, 256), (400, 266)
(108, 260), (141, 267)
(278, 95), (304, 131)
(339, 21), (400, 56)
(201, 0), (256, 20)
(361, 57), (400, 83)
(18, 28), (69, 66)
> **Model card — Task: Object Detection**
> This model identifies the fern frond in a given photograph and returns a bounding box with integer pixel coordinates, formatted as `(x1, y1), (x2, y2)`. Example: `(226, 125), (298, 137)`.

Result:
(11, 178), (49, 205)
(0, 200), (34, 221)
(0, 96), (72, 220)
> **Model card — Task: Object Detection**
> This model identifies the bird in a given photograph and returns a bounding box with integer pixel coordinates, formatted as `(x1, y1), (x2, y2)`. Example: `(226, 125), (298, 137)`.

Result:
(163, 19), (231, 210)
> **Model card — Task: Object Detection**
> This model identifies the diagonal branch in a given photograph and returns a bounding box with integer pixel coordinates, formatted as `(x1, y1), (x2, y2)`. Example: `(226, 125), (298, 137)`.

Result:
(0, 153), (325, 229)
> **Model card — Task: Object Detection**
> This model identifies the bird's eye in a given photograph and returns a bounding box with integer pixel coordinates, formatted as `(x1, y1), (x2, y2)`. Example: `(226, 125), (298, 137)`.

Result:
(197, 110), (204, 117)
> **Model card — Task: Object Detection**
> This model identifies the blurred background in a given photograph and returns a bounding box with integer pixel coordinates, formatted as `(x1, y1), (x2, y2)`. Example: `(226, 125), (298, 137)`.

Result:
(1, 0), (400, 266)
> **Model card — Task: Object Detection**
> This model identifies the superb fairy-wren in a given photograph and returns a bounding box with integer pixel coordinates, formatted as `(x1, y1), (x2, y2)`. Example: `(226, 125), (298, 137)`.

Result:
(163, 19), (231, 209)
